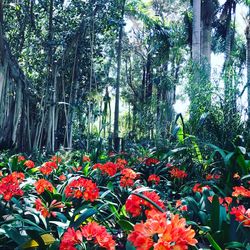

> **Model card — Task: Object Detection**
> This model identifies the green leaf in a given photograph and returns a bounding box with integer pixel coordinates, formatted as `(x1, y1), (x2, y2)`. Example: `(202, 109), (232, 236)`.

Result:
(110, 204), (120, 219)
(206, 233), (222, 250)
(211, 195), (220, 232)
(70, 208), (97, 229)
(117, 219), (134, 232)
(1, 225), (27, 245)
(126, 240), (136, 250)
(225, 242), (246, 249)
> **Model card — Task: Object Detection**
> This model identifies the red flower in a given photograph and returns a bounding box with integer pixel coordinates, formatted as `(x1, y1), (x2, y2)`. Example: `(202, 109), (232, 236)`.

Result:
(125, 191), (165, 217)
(120, 168), (137, 187)
(65, 178), (99, 202)
(116, 158), (127, 170)
(60, 227), (83, 250)
(34, 179), (54, 194)
(145, 158), (159, 166)
(35, 198), (50, 218)
(233, 173), (240, 179)
(192, 183), (210, 193)
(18, 155), (25, 162)
(0, 172), (24, 201)
(232, 186), (250, 198)
(51, 155), (62, 163)
(24, 160), (35, 169)
(128, 212), (197, 250)
(230, 205), (250, 227)
(169, 168), (187, 179)
(175, 199), (188, 211)
(166, 163), (173, 168)
(40, 161), (58, 175)
(82, 155), (91, 162)
(148, 174), (160, 185)
(81, 222), (115, 250)
(59, 175), (66, 181)
(93, 162), (118, 176)
(206, 173), (221, 180)
(35, 198), (64, 218)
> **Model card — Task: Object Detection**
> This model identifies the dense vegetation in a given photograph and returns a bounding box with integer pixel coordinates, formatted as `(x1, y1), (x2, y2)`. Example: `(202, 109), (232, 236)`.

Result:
(0, 0), (250, 249)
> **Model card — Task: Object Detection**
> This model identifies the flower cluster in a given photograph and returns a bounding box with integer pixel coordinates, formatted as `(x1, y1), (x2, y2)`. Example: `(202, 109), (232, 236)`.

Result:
(206, 173), (221, 180)
(169, 168), (187, 179)
(51, 155), (62, 163)
(116, 158), (127, 169)
(18, 155), (25, 162)
(24, 160), (35, 169)
(82, 155), (91, 162)
(232, 186), (250, 198)
(120, 168), (137, 187)
(145, 158), (159, 166)
(93, 162), (120, 176)
(81, 222), (116, 249)
(125, 191), (165, 217)
(65, 178), (99, 202)
(208, 196), (232, 211)
(193, 183), (210, 193)
(175, 199), (188, 211)
(34, 179), (54, 194)
(230, 205), (250, 227)
(148, 174), (160, 185)
(128, 211), (197, 250)
(0, 172), (24, 201)
(39, 161), (58, 175)
(60, 223), (115, 250)
(35, 198), (64, 218)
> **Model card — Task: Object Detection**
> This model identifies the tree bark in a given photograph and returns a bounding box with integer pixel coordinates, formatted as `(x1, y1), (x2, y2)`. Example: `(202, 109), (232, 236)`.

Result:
(192, 0), (201, 63)
(114, 0), (126, 151)
(246, 17), (250, 129)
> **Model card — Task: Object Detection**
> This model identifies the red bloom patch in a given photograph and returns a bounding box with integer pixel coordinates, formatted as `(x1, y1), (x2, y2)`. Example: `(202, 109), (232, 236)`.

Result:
(65, 178), (99, 202)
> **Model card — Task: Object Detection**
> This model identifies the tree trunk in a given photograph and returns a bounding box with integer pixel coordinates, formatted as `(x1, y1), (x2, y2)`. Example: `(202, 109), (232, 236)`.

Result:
(114, 0), (126, 151)
(192, 0), (201, 63)
(246, 17), (250, 129)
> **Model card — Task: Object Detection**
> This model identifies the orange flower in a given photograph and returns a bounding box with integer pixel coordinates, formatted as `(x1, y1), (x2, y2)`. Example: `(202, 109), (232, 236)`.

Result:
(81, 222), (115, 250)
(125, 191), (165, 217)
(232, 186), (250, 198)
(35, 198), (64, 218)
(18, 155), (25, 162)
(169, 168), (187, 179)
(115, 158), (127, 170)
(0, 172), (24, 201)
(40, 161), (58, 175)
(34, 179), (54, 194)
(206, 173), (221, 180)
(145, 158), (159, 166)
(65, 178), (99, 202)
(128, 212), (197, 250)
(120, 168), (137, 187)
(175, 200), (188, 211)
(59, 174), (66, 181)
(93, 162), (118, 176)
(233, 172), (240, 179)
(192, 183), (210, 193)
(207, 196), (232, 211)
(230, 205), (250, 227)
(24, 160), (35, 169)
(51, 155), (62, 163)
(60, 227), (83, 250)
(148, 174), (160, 185)
(82, 155), (91, 162)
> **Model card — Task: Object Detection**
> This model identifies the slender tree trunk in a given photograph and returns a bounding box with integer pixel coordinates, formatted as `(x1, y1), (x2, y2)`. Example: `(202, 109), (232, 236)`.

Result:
(192, 0), (201, 63)
(114, 0), (126, 151)
(201, 21), (212, 77)
(246, 17), (250, 129)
